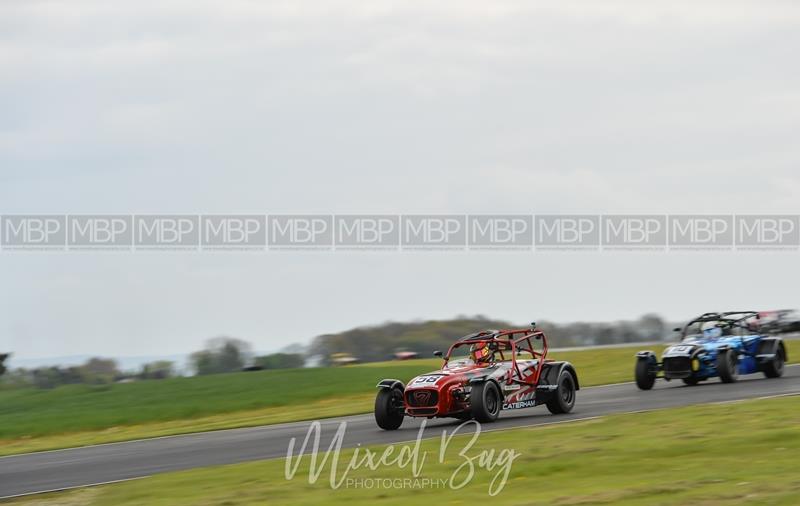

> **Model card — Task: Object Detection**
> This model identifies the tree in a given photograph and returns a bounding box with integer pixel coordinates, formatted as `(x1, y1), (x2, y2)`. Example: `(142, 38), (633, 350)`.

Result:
(80, 358), (120, 384)
(32, 367), (61, 389)
(0, 353), (9, 377)
(310, 316), (514, 364)
(190, 337), (253, 375)
(255, 353), (304, 370)
(637, 314), (666, 341)
(190, 350), (216, 376)
(139, 361), (175, 380)
(31, 366), (83, 388)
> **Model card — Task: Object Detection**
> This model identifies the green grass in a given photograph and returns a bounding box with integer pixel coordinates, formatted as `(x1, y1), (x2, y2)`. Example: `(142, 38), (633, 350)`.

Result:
(6, 394), (800, 506)
(0, 362), (438, 439)
(0, 341), (794, 456)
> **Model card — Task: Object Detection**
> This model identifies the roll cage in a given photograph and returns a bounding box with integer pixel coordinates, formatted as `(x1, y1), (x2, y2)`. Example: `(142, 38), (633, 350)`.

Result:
(443, 327), (549, 387)
(679, 311), (760, 340)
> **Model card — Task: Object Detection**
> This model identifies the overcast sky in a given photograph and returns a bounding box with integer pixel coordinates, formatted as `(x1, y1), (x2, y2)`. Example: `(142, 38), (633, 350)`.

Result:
(2, 1), (800, 360)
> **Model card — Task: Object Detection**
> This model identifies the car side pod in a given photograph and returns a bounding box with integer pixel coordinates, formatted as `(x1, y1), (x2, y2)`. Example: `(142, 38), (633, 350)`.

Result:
(635, 351), (658, 390)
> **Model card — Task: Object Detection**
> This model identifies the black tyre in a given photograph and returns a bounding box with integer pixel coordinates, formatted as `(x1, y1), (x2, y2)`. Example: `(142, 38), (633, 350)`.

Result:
(717, 350), (739, 383)
(682, 377), (700, 386)
(374, 388), (404, 430)
(471, 382), (501, 423)
(546, 370), (577, 414)
(635, 357), (656, 390)
(763, 346), (785, 378)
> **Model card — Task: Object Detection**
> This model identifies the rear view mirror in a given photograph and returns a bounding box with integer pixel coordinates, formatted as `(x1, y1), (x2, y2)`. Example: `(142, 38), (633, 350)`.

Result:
(433, 351), (443, 358)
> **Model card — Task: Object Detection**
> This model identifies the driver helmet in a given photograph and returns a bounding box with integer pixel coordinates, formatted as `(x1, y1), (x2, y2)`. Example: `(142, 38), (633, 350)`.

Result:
(470, 341), (492, 363)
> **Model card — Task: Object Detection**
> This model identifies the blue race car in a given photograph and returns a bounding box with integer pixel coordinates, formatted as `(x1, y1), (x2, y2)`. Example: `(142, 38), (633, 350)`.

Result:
(635, 311), (787, 390)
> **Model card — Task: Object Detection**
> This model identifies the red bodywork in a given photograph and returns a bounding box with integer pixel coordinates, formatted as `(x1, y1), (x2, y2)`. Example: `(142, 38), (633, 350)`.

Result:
(402, 328), (553, 418)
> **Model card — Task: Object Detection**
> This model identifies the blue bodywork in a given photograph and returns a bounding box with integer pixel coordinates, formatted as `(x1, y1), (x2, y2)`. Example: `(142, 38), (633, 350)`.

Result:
(662, 334), (762, 378)
(636, 311), (787, 386)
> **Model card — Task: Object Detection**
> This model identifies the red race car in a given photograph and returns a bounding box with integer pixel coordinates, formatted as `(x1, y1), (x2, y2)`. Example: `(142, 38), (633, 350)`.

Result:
(374, 324), (579, 430)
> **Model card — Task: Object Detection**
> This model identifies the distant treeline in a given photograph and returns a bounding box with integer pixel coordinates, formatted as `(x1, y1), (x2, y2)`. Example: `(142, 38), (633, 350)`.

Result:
(1, 357), (176, 389)
(0, 313), (675, 388)
(311, 314), (672, 365)
(0, 339), (303, 389)
(189, 337), (304, 375)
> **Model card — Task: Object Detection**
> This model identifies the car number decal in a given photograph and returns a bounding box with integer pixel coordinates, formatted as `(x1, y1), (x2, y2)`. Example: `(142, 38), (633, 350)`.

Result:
(667, 345), (692, 354)
(411, 375), (440, 385)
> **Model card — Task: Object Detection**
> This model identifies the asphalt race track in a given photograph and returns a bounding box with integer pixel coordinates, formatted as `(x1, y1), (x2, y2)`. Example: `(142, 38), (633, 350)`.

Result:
(2, 366), (800, 499)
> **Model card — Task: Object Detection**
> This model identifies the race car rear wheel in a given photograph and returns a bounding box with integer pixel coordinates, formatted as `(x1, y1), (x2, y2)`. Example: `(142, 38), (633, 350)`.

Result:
(762, 346), (785, 378)
(546, 370), (576, 414)
(717, 350), (739, 383)
(471, 382), (501, 423)
(374, 387), (404, 430)
(635, 357), (656, 390)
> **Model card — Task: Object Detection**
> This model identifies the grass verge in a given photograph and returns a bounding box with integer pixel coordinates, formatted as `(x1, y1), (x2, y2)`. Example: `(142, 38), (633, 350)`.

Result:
(5, 394), (800, 506)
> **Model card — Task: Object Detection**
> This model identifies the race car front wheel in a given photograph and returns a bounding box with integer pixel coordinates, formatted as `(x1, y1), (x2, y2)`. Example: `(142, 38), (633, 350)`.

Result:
(546, 370), (576, 414)
(471, 381), (501, 423)
(635, 357), (656, 390)
(374, 387), (404, 430)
